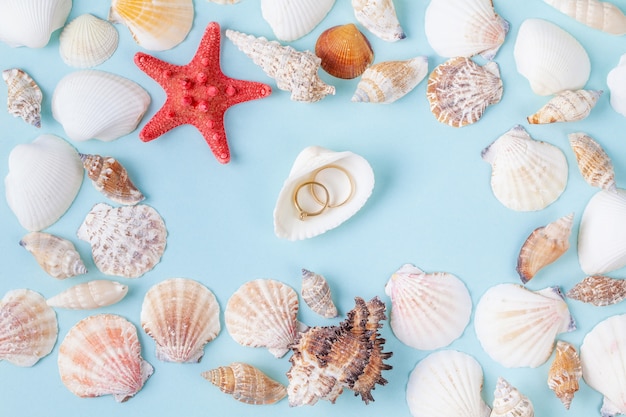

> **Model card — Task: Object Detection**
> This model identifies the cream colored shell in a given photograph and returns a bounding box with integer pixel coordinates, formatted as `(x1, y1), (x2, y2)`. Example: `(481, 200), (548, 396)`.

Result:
(59, 14), (119, 68)
(351, 0), (405, 42)
(491, 377), (534, 417)
(19, 231), (87, 279)
(569, 132), (616, 191)
(543, 0), (626, 35)
(301, 269), (338, 318)
(47, 280), (128, 310)
(0, 0), (71, 48)
(3, 68), (42, 128)
(261, 0), (335, 42)
(527, 89), (602, 124)
(607, 54), (626, 117)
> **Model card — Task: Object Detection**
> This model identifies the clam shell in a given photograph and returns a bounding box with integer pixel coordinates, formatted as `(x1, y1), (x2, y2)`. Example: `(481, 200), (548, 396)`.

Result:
(607, 54), (626, 117)
(76, 203), (167, 278)
(5, 134), (83, 231)
(474, 284), (575, 368)
(567, 275), (626, 306)
(543, 0), (626, 35)
(527, 89), (602, 124)
(384, 263), (472, 350)
(0, 289), (57, 367)
(58, 314), (153, 402)
(260, 0), (335, 42)
(59, 14), (119, 68)
(491, 377), (534, 417)
(47, 280), (128, 310)
(141, 278), (220, 363)
(0, 0), (71, 48)
(315, 24), (374, 79)
(52, 69), (150, 142)
(548, 340), (581, 410)
(351, 56), (428, 104)
(80, 153), (145, 205)
(351, 0), (405, 42)
(273, 146), (375, 241)
(569, 132), (616, 191)
(425, 0), (509, 60)
(225, 279), (299, 358)
(301, 269), (338, 318)
(202, 362), (287, 405)
(426, 57), (503, 127)
(514, 18), (590, 96)
(481, 125), (568, 212)
(2, 68), (42, 128)
(19, 231), (87, 279)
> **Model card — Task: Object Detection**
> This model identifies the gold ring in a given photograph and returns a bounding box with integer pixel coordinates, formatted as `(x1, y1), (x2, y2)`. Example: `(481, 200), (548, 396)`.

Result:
(293, 181), (329, 220)
(310, 165), (355, 208)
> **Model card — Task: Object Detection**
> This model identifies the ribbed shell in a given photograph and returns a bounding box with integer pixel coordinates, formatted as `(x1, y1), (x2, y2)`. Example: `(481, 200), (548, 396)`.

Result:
(19, 231), (87, 279)
(548, 340), (581, 410)
(2, 68), (42, 128)
(47, 280), (128, 310)
(491, 377), (534, 417)
(59, 14), (119, 68)
(0, 0), (72, 48)
(301, 269), (338, 318)
(260, 0), (335, 42)
(80, 153), (145, 205)
(543, 0), (626, 35)
(567, 275), (626, 306)
(351, 0), (405, 42)
(527, 89), (602, 124)
(569, 132), (616, 191)
(608, 54), (626, 117)
(315, 24), (374, 79)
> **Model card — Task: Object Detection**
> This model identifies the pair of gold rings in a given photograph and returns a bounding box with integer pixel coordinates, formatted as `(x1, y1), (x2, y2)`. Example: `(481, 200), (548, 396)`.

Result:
(293, 165), (355, 220)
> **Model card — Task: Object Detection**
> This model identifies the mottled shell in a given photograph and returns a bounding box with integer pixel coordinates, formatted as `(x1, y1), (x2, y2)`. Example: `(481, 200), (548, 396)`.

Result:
(516, 213), (574, 284)
(59, 14), (119, 68)
(351, 0), (405, 42)
(0, 289), (57, 367)
(19, 231), (87, 279)
(260, 0), (335, 42)
(491, 377), (534, 417)
(58, 314), (153, 402)
(47, 280), (128, 310)
(315, 24), (374, 79)
(80, 153), (145, 205)
(548, 340), (581, 409)
(567, 275), (626, 306)
(141, 278), (220, 363)
(427, 57), (503, 127)
(0, 0), (72, 48)
(202, 362), (287, 405)
(76, 203), (167, 278)
(543, 0), (626, 35)
(528, 89), (602, 124)
(301, 269), (338, 318)
(569, 132), (616, 191)
(2, 68), (42, 128)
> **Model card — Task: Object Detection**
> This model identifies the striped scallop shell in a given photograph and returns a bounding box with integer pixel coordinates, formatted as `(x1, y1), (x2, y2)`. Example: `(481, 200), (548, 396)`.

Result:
(548, 340), (581, 410)
(59, 14), (119, 68)
(0, 0), (72, 48)
(3, 68), (42, 128)
(261, 0), (335, 42)
(47, 280), (128, 310)
(351, 0), (405, 42)
(567, 275), (626, 306)
(301, 269), (338, 318)
(491, 377), (534, 417)
(569, 132), (616, 191)
(19, 231), (87, 279)
(543, 0), (626, 35)
(80, 153), (145, 205)
(527, 89), (602, 124)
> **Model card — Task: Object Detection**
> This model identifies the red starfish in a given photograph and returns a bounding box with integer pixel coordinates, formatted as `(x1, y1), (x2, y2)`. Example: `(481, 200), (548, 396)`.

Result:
(134, 22), (272, 164)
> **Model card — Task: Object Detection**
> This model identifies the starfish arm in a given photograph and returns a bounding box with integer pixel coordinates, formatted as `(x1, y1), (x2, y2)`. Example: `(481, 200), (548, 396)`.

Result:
(223, 79), (272, 107)
(134, 53), (180, 82)
(193, 111), (230, 164)
(139, 103), (185, 142)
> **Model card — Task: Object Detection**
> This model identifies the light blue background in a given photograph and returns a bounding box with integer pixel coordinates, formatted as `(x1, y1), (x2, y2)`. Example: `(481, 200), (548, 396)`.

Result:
(1, 0), (626, 416)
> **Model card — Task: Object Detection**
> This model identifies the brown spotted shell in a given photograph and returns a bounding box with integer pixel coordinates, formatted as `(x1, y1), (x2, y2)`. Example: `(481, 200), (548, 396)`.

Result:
(548, 340), (581, 410)
(315, 23), (374, 79)
(80, 153), (144, 205)
(569, 132), (616, 192)
(301, 269), (338, 318)
(567, 275), (626, 306)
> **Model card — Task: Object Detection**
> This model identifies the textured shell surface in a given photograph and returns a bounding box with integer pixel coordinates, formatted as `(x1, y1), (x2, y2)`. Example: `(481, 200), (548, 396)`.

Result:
(406, 350), (491, 417)
(426, 57), (503, 127)
(52, 69), (150, 142)
(2, 68), (42, 128)
(514, 18), (590, 96)
(474, 284), (575, 368)
(5, 134), (83, 232)
(59, 14), (119, 68)
(80, 153), (145, 205)
(19, 231), (87, 279)
(351, 0), (405, 42)
(301, 269), (338, 318)
(260, 0), (335, 42)
(351, 56), (428, 104)
(47, 280), (128, 310)
(76, 203), (167, 278)
(543, 0), (626, 35)
(527, 89), (602, 124)
(225, 279), (299, 358)
(491, 377), (534, 417)
(548, 340), (581, 409)
(384, 263), (472, 351)
(315, 24), (374, 79)
(607, 54), (626, 117)
(202, 362), (287, 405)
(569, 132), (616, 191)
(141, 278), (220, 363)
(57, 314), (153, 402)
(567, 274), (626, 306)
(273, 146), (375, 241)
(0, 0), (71, 48)
(481, 125), (568, 211)
(0, 289), (57, 367)
(516, 213), (574, 284)
(225, 29), (335, 103)
(424, 0), (509, 60)
(108, 0), (193, 51)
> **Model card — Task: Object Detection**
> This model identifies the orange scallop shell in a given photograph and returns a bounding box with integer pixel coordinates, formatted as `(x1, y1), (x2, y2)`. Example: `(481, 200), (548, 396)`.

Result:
(315, 24), (374, 79)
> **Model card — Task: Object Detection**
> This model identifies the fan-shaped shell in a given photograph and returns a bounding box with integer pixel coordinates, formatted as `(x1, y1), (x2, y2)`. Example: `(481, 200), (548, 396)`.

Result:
(527, 89), (602, 124)
(47, 280), (128, 310)
(3, 68), (42, 128)
(141, 278), (220, 363)
(58, 314), (153, 402)
(0, 289), (57, 367)
(5, 134), (83, 232)
(0, 0), (71, 48)
(301, 269), (338, 318)
(315, 24), (374, 79)
(80, 153), (145, 205)
(548, 340), (581, 410)
(19, 231), (87, 279)
(351, 0), (405, 42)
(474, 284), (575, 368)
(491, 377), (534, 417)
(569, 132), (616, 191)
(261, 0), (335, 42)
(481, 125), (568, 212)
(384, 263), (472, 350)
(607, 54), (626, 117)
(543, 0), (626, 35)
(59, 14), (119, 68)
(567, 275), (626, 306)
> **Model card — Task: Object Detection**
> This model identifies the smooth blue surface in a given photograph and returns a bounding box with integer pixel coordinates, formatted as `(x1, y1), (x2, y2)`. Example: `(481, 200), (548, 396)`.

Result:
(1, 1), (626, 416)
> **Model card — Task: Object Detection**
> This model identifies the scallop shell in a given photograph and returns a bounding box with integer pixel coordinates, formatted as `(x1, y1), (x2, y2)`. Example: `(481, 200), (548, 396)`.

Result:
(108, 0), (193, 51)
(491, 377), (534, 417)
(426, 57), (503, 127)
(0, 0), (72, 48)
(474, 284), (575, 368)
(315, 24), (374, 79)
(141, 278), (220, 363)
(76, 203), (167, 278)
(225, 29), (335, 103)
(301, 269), (338, 318)
(58, 314), (153, 402)
(273, 146), (375, 241)
(351, 0), (405, 42)
(5, 134), (83, 232)
(569, 132), (616, 191)
(2, 68), (42, 128)
(424, 0), (509, 60)
(80, 153), (145, 205)
(52, 69), (150, 142)
(202, 362), (287, 405)
(567, 275), (626, 306)
(516, 213), (574, 284)
(384, 263), (472, 351)
(514, 18), (590, 96)
(548, 340), (581, 410)
(607, 54), (626, 117)
(47, 280), (128, 310)
(225, 279), (299, 358)
(543, 0), (626, 35)
(260, 0), (335, 42)
(59, 14), (119, 68)
(0, 289), (57, 367)
(406, 350), (491, 417)
(351, 56), (428, 104)
(527, 89), (602, 124)
(19, 231), (87, 279)
(481, 125), (568, 212)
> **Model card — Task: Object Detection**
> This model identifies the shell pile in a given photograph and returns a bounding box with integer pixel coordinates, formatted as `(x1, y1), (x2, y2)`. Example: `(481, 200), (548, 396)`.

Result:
(2, 68), (42, 128)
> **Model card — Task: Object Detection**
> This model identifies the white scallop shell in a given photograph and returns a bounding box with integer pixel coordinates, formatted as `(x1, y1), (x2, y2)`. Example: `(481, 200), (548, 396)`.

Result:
(514, 18), (591, 96)
(261, 0), (335, 42)
(3, 68), (42, 128)
(351, 0), (405, 42)
(59, 14), (119, 68)
(474, 284), (575, 368)
(0, 0), (72, 48)
(491, 377), (534, 417)
(5, 134), (83, 231)
(19, 231), (87, 279)
(481, 125), (568, 212)
(52, 69), (150, 142)
(607, 54), (626, 117)
(543, 0), (626, 35)
(47, 280), (128, 309)
(406, 350), (491, 417)
(273, 146), (375, 241)
(385, 263), (472, 350)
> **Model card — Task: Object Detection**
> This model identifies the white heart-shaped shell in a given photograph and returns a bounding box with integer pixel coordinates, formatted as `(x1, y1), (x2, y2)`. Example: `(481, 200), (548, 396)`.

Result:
(351, 0), (405, 42)
(59, 14), (119, 68)
(47, 280), (128, 309)
(607, 54), (626, 117)
(543, 0), (626, 35)
(19, 231), (87, 279)
(0, 0), (71, 48)
(2, 68), (42, 128)
(261, 0), (335, 42)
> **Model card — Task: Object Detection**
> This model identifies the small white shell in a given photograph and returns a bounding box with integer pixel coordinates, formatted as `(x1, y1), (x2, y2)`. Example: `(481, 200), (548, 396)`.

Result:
(47, 280), (128, 309)
(491, 377), (534, 417)
(543, 0), (626, 35)
(607, 54), (626, 117)
(59, 14), (119, 68)
(301, 269), (338, 318)
(2, 68), (42, 128)
(261, 0), (335, 42)
(351, 0), (405, 42)
(0, 0), (72, 48)
(527, 89), (602, 124)
(19, 231), (87, 279)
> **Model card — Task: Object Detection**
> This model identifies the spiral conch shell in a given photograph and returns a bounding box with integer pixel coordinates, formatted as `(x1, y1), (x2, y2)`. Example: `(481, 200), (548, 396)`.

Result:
(548, 340), (581, 410)
(527, 89), (602, 124)
(491, 377), (534, 417)
(569, 132), (616, 192)
(19, 231), (87, 279)
(543, 0), (626, 35)
(80, 153), (145, 205)
(351, 0), (406, 42)
(301, 269), (338, 318)
(3, 68), (42, 128)
(567, 275), (626, 306)
(47, 280), (128, 310)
